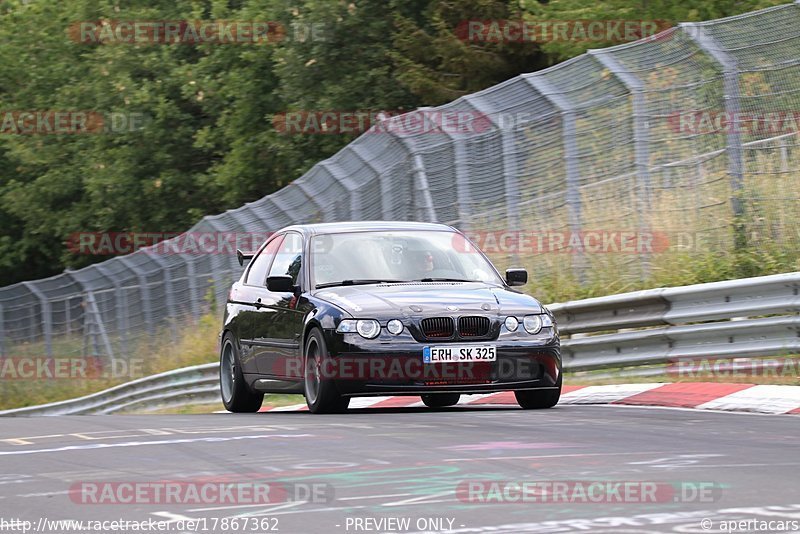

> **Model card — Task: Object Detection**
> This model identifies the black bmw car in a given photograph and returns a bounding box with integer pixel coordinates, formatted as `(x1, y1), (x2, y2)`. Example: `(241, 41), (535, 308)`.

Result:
(219, 221), (561, 413)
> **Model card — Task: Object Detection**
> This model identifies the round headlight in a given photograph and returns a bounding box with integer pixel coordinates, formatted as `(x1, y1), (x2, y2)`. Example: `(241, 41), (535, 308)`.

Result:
(504, 316), (519, 332)
(387, 319), (404, 335)
(356, 319), (381, 339)
(523, 314), (543, 334)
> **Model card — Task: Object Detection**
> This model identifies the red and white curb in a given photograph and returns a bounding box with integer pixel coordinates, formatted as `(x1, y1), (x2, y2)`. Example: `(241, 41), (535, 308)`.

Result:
(255, 383), (800, 415)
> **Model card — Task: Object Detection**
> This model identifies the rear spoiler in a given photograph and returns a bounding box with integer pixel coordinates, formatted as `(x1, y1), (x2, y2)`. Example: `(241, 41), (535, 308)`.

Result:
(237, 249), (254, 266)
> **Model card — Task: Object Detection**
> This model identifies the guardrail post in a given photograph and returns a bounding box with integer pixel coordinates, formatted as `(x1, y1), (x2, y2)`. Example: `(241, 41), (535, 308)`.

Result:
(524, 75), (586, 283)
(589, 50), (651, 279)
(681, 23), (745, 247)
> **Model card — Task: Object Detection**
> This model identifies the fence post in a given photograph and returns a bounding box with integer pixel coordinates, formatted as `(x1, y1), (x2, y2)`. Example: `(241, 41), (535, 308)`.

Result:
(118, 256), (154, 336)
(387, 129), (437, 222)
(348, 146), (393, 220)
(184, 256), (200, 320)
(681, 23), (745, 247)
(463, 93), (521, 265)
(0, 304), (5, 356)
(22, 282), (52, 357)
(525, 75), (586, 282)
(589, 50), (651, 279)
(83, 291), (114, 360)
(146, 252), (177, 343)
(320, 161), (361, 220)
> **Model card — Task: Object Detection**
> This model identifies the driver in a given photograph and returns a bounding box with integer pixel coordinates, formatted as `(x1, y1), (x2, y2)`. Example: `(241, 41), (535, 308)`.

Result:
(410, 250), (435, 275)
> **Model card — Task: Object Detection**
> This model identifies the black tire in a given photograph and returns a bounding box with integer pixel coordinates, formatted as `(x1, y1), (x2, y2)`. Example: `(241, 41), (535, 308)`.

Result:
(421, 393), (461, 408)
(514, 378), (561, 409)
(303, 328), (350, 414)
(220, 334), (264, 413)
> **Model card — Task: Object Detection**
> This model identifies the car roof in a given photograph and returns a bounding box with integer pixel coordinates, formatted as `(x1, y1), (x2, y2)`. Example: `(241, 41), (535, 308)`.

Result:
(279, 221), (458, 237)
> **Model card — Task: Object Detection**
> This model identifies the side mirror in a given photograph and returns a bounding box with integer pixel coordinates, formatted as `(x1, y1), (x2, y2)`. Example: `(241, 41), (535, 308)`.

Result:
(267, 275), (295, 293)
(505, 268), (528, 287)
(237, 249), (254, 267)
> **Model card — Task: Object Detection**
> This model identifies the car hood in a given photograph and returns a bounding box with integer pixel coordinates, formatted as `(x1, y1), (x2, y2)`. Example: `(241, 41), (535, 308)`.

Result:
(314, 282), (542, 318)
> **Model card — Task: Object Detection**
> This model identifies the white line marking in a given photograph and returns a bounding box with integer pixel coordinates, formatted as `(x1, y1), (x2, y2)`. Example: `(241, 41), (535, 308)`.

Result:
(150, 511), (196, 524)
(443, 451), (671, 462)
(0, 434), (313, 457)
(383, 490), (452, 507)
(234, 501), (309, 517)
(338, 493), (413, 501)
(188, 500), (306, 513)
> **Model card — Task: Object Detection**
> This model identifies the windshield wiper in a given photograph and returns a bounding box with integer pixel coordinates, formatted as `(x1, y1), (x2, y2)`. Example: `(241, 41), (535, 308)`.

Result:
(315, 279), (407, 289)
(413, 277), (473, 283)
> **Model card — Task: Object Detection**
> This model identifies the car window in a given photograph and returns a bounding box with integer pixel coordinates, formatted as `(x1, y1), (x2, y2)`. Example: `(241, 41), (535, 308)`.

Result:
(311, 230), (503, 287)
(268, 232), (303, 285)
(246, 235), (284, 285)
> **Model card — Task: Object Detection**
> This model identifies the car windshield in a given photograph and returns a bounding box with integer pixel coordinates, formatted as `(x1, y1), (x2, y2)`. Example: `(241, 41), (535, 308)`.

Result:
(311, 230), (503, 288)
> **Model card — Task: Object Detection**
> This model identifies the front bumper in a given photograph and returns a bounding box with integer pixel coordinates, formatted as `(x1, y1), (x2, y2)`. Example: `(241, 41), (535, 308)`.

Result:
(325, 332), (561, 397)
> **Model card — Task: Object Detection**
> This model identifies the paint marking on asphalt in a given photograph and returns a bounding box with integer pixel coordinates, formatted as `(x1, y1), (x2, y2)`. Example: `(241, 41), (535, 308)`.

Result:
(187, 500), (307, 514)
(234, 501), (310, 518)
(16, 490), (72, 498)
(382, 490), (452, 507)
(696, 384), (800, 414)
(150, 511), (196, 525)
(0, 434), (313, 456)
(338, 493), (414, 501)
(0, 434), (64, 446)
(443, 451), (672, 462)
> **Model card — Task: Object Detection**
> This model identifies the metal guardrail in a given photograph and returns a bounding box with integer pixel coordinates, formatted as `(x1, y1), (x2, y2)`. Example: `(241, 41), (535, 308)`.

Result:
(553, 272), (800, 370)
(0, 363), (219, 416)
(2, 272), (798, 416)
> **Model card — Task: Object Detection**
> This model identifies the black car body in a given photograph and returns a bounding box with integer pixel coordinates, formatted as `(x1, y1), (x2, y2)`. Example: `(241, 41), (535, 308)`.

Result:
(219, 222), (561, 413)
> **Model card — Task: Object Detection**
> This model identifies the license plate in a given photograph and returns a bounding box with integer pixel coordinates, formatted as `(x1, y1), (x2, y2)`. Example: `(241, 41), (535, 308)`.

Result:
(423, 345), (496, 363)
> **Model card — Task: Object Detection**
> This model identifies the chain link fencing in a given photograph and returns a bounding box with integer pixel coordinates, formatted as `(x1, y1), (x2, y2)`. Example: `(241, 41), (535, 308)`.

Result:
(2, 3), (800, 364)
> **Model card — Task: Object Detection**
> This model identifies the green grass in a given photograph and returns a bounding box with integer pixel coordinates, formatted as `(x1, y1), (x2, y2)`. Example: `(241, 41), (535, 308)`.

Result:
(0, 313), (220, 410)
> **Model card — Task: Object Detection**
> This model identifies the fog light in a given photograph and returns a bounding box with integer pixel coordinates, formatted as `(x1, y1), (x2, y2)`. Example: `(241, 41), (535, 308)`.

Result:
(504, 316), (519, 332)
(387, 319), (404, 335)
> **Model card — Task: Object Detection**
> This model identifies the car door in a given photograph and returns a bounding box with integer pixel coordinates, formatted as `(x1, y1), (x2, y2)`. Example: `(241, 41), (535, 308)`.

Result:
(253, 232), (306, 377)
(238, 234), (284, 375)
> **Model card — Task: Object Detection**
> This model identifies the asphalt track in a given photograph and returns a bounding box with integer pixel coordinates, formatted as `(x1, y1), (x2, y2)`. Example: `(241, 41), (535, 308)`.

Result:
(0, 404), (799, 534)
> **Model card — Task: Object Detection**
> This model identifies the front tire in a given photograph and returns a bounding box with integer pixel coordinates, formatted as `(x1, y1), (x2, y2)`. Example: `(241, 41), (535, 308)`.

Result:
(515, 378), (561, 409)
(421, 393), (460, 408)
(220, 334), (264, 413)
(303, 328), (350, 414)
